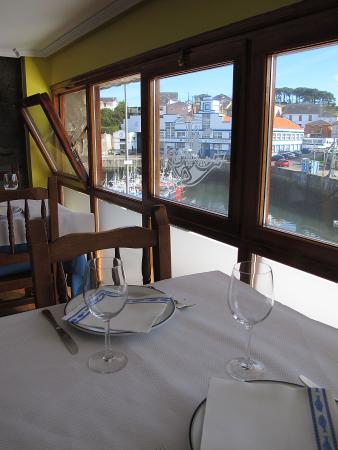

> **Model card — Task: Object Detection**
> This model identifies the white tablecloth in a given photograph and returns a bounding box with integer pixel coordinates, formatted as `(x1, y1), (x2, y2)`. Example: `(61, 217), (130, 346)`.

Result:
(0, 200), (95, 245)
(0, 271), (337, 450)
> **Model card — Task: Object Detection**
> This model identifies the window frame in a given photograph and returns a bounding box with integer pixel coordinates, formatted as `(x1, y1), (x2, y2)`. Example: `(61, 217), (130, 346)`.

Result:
(49, 0), (338, 283)
(243, 6), (338, 281)
(20, 93), (88, 185)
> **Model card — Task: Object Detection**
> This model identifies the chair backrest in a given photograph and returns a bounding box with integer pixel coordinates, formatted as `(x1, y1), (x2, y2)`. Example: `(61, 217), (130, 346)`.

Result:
(28, 205), (171, 308)
(0, 176), (58, 268)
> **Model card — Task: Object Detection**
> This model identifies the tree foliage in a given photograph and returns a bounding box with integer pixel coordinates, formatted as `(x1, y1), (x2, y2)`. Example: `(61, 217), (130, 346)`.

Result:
(100, 102), (126, 134)
(275, 87), (336, 105)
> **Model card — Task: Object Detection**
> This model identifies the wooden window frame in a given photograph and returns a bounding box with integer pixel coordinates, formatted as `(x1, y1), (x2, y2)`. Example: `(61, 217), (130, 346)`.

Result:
(50, 0), (338, 283)
(20, 93), (88, 185)
(243, 7), (338, 282)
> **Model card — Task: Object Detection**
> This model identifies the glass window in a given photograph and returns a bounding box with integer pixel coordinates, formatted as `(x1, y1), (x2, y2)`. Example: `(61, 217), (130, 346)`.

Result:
(63, 89), (88, 172)
(265, 43), (338, 246)
(95, 74), (141, 199)
(153, 64), (234, 215)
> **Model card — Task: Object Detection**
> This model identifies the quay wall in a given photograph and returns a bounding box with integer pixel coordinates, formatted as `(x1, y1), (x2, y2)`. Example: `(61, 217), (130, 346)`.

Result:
(208, 165), (337, 220)
(269, 167), (338, 220)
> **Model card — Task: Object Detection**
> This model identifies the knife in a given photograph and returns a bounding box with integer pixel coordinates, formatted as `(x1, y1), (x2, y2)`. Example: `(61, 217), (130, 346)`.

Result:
(42, 309), (78, 354)
(299, 374), (338, 402)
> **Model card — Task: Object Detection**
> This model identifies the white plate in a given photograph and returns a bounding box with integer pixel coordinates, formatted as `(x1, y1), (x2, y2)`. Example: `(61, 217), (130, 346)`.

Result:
(64, 285), (175, 336)
(0, 206), (23, 218)
(189, 380), (304, 450)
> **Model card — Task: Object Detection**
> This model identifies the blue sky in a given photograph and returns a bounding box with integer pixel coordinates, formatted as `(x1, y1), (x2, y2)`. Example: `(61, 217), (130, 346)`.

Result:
(101, 43), (338, 107)
(276, 44), (338, 102)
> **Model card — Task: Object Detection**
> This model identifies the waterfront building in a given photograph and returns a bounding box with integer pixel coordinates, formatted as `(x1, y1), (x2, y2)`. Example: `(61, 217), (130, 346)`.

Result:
(160, 96), (232, 158)
(271, 117), (304, 155)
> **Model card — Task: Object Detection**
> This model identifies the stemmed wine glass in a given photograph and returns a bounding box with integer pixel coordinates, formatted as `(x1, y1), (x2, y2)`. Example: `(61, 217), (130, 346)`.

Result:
(83, 257), (128, 374)
(226, 260), (274, 381)
(3, 173), (18, 190)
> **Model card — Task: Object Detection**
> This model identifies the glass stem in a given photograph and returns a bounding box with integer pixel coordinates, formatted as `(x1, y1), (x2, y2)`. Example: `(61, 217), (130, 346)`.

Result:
(104, 319), (112, 360)
(243, 324), (254, 369)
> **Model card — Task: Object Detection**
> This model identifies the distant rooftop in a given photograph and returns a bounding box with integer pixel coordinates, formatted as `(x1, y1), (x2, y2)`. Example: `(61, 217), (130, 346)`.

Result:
(274, 116), (303, 130)
(101, 97), (117, 102)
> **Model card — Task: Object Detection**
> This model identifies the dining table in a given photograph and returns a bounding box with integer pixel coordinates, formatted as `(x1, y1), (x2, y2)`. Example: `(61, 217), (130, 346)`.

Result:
(0, 270), (337, 450)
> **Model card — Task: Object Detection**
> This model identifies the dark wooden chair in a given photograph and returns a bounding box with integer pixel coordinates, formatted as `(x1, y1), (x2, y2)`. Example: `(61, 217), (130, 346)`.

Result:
(0, 176), (58, 314)
(28, 205), (171, 308)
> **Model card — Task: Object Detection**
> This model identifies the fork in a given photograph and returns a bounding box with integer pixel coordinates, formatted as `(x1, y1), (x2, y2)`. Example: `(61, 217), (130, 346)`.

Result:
(174, 299), (196, 310)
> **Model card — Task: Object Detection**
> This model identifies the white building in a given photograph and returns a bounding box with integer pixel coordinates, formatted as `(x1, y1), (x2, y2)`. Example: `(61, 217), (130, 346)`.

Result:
(282, 104), (337, 128)
(160, 96), (232, 158)
(100, 97), (118, 110)
(272, 117), (304, 154)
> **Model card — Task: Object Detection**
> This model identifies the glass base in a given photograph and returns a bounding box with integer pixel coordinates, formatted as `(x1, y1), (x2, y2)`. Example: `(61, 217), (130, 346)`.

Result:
(226, 357), (265, 381)
(88, 350), (128, 374)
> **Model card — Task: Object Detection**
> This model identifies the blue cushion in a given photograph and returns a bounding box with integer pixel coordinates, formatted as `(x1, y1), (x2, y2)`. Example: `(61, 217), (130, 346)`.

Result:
(0, 244), (31, 277)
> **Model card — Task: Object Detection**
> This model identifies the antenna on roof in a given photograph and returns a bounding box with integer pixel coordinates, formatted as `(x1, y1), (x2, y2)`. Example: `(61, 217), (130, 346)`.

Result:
(12, 48), (20, 58)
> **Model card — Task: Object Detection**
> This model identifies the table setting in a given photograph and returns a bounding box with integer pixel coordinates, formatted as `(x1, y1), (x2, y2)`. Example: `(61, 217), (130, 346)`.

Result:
(0, 266), (338, 449)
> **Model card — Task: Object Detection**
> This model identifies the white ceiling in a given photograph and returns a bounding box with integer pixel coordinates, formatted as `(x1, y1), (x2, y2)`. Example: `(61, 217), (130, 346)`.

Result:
(0, 0), (144, 58)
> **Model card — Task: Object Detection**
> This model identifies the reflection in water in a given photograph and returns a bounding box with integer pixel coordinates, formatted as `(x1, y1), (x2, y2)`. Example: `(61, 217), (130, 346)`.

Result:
(267, 205), (337, 244)
(183, 179), (337, 245)
(183, 179), (228, 215)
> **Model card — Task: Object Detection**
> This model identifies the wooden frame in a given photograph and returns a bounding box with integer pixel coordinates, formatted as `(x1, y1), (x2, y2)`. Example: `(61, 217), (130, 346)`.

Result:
(19, 93), (88, 185)
(48, 0), (338, 283)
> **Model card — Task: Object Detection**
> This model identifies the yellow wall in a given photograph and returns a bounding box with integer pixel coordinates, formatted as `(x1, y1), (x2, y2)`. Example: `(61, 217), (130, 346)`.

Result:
(24, 58), (52, 187)
(24, 0), (301, 184)
(48, 0), (300, 84)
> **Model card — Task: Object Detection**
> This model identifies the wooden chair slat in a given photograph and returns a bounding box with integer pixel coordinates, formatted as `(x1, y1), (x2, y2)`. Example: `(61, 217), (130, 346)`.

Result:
(41, 199), (47, 220)
(0, 176), (59, 313)
(7, 200), (15, 254)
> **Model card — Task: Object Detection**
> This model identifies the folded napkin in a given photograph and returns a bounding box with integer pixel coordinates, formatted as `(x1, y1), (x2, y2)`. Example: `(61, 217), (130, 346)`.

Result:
(63, 290), (172, 333)
(200, 377), (338, 450)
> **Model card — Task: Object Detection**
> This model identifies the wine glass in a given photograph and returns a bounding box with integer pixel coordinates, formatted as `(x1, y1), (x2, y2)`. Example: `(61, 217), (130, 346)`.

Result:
(83, 257), (128, 374)
(3, 173), (18, 190)
(226, 260), (274, 381)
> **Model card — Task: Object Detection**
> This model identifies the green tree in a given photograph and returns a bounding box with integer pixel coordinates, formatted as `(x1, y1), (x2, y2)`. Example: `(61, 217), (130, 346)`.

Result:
(100, 102), (126, 134)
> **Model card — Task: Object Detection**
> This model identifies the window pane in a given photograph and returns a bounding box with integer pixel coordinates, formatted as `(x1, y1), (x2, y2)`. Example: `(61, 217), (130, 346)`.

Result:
(265, 44), (338, 246)
(154, 65), (234, 215)
(63, 90), (88, 172)
(26, 104), (76, 176)
(96, 74), (141, 199)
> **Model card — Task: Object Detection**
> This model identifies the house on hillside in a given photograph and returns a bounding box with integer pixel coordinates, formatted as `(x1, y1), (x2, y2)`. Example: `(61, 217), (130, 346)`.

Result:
(304, 120), (332, 138)
(282, 104), (337, 128)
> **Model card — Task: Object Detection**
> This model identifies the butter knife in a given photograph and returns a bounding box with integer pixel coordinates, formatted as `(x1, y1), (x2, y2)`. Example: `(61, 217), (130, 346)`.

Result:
(299, 374), (338, 402)
(42, 309), (78, 354)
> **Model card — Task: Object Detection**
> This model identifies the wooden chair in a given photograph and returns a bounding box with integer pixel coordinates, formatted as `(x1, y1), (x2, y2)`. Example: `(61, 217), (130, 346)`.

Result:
(0, 176), (58, 314)
(28, 205), (171, 308)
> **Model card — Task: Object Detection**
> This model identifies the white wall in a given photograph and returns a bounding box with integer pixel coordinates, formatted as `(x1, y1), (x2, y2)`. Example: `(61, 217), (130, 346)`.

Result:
(63, 187), (91, 213)
(171, 226), (237, 277)
(261, 257), (338, 329)
(98, 201), (143, 285)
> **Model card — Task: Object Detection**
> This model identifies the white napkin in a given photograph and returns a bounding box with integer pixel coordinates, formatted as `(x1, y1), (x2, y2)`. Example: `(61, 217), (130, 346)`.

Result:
(200, 377), (338, 450)
(63, 291), (172, 333)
